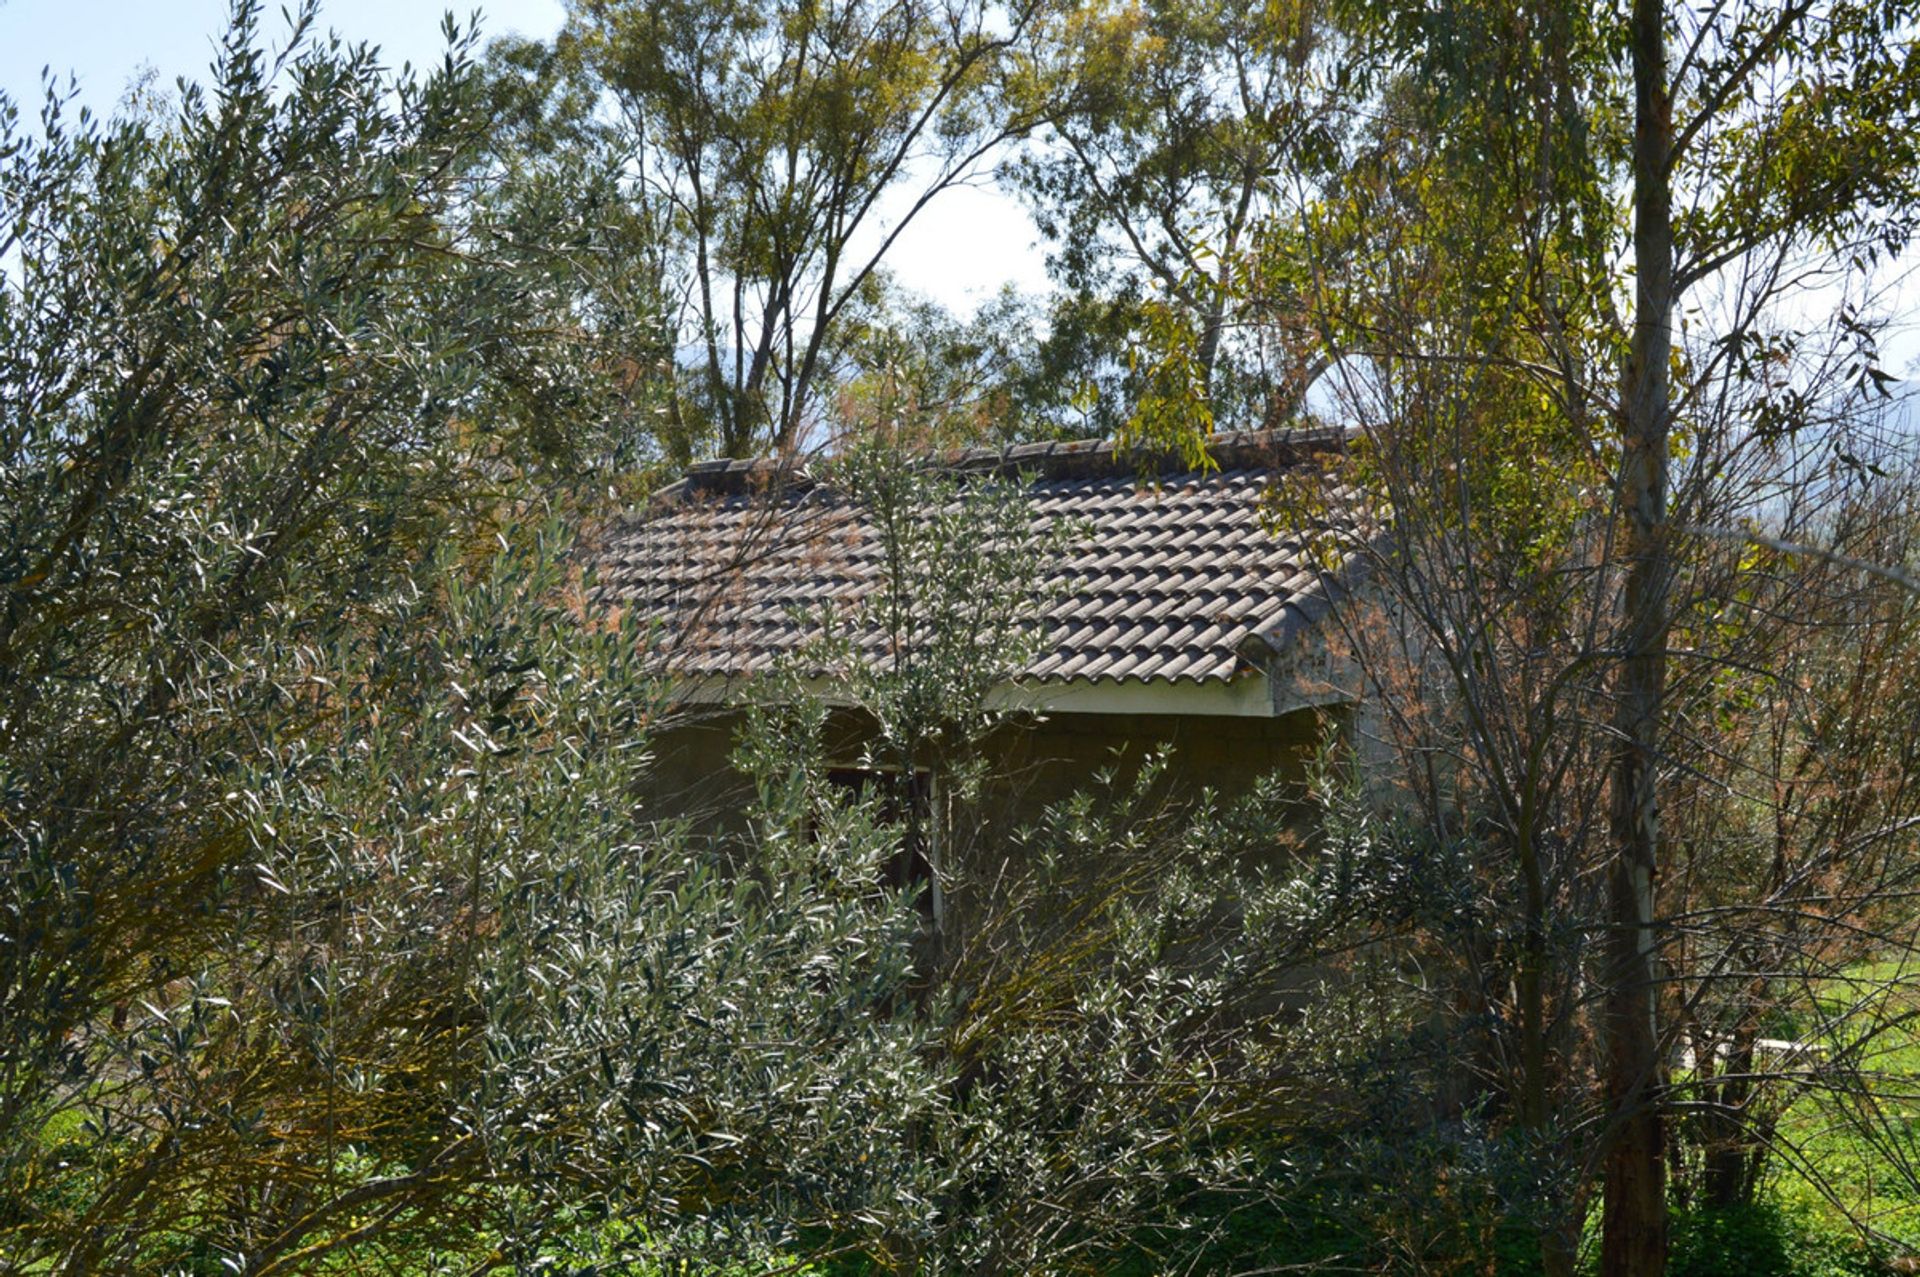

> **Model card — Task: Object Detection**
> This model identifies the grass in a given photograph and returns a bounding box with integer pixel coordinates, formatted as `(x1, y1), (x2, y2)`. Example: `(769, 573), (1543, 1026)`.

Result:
(1646, 949), (1920, 1277)
(1666, 1201), (1882, 1277)
(1764, 953), (1920, 1256)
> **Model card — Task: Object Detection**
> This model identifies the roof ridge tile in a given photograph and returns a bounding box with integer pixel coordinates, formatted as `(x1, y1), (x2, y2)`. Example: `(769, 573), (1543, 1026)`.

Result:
(660, 425), (1354, 499)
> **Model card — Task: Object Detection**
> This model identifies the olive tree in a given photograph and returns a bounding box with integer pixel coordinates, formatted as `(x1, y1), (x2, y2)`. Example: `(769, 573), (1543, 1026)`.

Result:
(0, 4), (934, 1271)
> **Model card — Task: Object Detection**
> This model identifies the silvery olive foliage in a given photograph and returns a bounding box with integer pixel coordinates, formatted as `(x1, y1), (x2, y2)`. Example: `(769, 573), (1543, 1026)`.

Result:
(734, 443), (1517, 1274)
(0, 0), (918, 1267)
(0, 0), (552, 1261)
(235, 531), (946, 1275)
(803, 442), (1070, 791)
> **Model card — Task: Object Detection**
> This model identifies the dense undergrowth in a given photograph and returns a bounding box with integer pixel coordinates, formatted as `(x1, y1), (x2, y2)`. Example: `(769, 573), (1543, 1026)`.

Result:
(31, 1097), (1920, 1276)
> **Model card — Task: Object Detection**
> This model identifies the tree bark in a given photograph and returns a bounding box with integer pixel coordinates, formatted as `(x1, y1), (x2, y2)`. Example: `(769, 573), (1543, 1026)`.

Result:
(1601, 1), (1674, 1272)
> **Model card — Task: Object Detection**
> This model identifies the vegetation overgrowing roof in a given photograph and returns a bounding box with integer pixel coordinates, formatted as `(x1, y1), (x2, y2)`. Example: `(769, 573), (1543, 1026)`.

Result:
(597, 427), (1360, 687)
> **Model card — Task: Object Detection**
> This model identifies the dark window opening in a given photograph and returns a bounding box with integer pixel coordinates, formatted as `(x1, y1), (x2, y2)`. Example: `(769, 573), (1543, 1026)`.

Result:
(825, 767), (936, 921)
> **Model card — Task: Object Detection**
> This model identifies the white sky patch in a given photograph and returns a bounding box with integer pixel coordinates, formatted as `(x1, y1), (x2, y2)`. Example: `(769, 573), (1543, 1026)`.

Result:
(853, 175), (1052, 316)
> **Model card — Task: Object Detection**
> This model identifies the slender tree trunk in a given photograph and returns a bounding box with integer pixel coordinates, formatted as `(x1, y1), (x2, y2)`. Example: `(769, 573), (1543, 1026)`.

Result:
(1517, 829), (1580, 1277)
(1703, 1027), (1758, 1208)
(1601, 1), (1673, 1272)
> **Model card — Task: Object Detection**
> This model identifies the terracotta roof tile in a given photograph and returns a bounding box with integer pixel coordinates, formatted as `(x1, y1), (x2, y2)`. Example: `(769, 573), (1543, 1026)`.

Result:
(596, 427), (1359, 686)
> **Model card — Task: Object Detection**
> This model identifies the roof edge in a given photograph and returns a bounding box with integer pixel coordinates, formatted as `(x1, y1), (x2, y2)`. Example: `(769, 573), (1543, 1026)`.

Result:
(669, 425), (1354, 499)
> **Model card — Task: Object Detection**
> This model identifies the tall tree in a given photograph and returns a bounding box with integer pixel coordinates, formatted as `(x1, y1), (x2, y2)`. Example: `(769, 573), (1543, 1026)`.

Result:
(550, 0), (1061, 458)
(1176, 0), (1920, 1270)
(1009, 0), (1354, 431)
(1604, 3), (1920, 1268)
(1602, 2), (1675, 1267)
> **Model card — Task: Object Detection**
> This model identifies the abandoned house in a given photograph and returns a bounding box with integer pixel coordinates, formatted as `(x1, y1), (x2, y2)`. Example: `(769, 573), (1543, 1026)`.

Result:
(593, 426), (1362, 917)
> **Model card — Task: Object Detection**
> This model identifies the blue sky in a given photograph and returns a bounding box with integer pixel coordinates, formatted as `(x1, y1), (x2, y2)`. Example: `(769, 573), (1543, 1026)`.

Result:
(0, 0), (1049, 313)
(0, 1), (566, 109)
(0, 1), (559, 114)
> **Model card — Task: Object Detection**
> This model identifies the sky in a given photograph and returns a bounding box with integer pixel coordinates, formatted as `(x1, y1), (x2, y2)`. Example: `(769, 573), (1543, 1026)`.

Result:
(0, 0), (1051, 315)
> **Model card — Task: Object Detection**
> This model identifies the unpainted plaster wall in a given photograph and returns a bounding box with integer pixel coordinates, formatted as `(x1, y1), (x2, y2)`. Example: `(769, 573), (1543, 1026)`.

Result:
(640, 703), (1331, 847)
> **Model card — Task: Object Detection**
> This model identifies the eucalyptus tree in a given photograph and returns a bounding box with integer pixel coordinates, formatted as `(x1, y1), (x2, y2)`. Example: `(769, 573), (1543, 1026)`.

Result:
(1128, 0), (1920, 1271)
(543, 0), (1066, 459)
(1604, 5), (1919, 1269)
(1007, 0), (1356, 433)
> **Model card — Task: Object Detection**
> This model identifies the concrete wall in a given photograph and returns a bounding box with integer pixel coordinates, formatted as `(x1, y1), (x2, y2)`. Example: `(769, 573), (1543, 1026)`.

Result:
(639, 701), (1331, 848)
(639, 700), (1337, 996)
